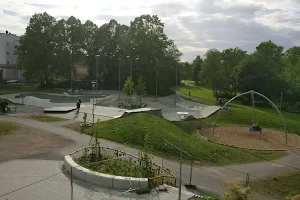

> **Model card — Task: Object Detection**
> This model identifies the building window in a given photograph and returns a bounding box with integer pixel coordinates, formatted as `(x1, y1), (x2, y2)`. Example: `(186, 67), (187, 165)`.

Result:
(6, 52), (9, 55)
(7, 61), (9, 64)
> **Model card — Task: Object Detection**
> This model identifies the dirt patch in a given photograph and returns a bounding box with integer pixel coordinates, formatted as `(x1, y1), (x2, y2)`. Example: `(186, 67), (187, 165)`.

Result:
(0, 123), (72, 163)
(201, 126), (300, 150)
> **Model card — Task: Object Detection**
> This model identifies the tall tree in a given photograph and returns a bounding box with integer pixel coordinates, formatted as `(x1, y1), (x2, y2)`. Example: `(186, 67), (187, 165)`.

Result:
(15, 12), (58, 85)
(191, 56), (203, 84)
(199, 49), (223, 96)
(126, 14), (181, 95)
(221, 47), (247, 96)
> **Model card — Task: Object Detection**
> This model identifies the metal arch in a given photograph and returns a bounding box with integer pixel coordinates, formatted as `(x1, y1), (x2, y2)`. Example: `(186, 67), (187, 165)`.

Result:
(212, 90), (288, 144)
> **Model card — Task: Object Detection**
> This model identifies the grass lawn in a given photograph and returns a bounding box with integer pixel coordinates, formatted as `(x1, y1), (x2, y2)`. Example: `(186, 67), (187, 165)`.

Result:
(0, 122), (16, 137)
(250, 171), (300, 199)
(65, 114), (287, 166)
(27, 115), (66, 122)
(178, 85), (216, 103)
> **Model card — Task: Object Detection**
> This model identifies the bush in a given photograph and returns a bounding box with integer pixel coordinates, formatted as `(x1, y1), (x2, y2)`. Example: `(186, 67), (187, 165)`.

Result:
(224, 184), (252, 200)
(293, 102), (300, 113)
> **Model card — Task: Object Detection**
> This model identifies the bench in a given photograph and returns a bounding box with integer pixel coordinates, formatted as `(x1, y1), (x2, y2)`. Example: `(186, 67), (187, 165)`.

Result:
(7, 105), (17, 113)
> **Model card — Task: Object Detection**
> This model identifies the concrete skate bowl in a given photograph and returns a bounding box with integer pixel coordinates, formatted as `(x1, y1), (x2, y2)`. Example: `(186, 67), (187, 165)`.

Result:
(64, 147), (176, 191)
(25, 92), (108, 103)
(200, 126), (300, 150)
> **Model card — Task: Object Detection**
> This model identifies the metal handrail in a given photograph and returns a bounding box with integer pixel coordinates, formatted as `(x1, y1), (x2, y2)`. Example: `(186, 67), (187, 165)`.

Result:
(69, 146), (176, 179)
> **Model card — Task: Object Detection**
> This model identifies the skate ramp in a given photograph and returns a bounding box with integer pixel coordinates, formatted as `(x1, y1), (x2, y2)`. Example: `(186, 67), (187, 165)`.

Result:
(119, 107), (162, 118)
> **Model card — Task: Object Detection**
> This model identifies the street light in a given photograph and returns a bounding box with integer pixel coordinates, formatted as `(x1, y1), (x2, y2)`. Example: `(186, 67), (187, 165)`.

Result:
(95, 55), (100, 91)
(156, 59), (159, 101)
(89, 81), (97, 146)
(21, 51), (27, 105)
(174, 64), (178, 107)
(177, 111), (189, 200)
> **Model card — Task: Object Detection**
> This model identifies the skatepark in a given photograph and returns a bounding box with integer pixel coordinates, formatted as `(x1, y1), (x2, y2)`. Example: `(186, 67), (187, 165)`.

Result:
(0, 90), (221, 122)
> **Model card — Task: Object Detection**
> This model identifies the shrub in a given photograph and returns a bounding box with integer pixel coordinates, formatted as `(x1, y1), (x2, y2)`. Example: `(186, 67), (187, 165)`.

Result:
(224, 184), (252, 200)
(293, 102), (300, 113)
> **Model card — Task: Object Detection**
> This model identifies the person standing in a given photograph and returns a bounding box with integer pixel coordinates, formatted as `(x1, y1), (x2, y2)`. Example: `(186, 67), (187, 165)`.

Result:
(76, 100), (81, 114)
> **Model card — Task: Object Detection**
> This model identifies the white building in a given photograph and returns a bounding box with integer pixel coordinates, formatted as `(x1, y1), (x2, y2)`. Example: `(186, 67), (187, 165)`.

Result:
(0, 31), (21, 82)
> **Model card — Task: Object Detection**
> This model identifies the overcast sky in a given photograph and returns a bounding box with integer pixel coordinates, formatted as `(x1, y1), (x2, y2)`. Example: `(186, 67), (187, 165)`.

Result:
(0, 0), (299, 61)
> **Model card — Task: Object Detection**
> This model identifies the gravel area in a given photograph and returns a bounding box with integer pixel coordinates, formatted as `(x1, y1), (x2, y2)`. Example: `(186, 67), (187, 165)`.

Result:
(201, 127), (300, 150)
(0, 122), (72, 163)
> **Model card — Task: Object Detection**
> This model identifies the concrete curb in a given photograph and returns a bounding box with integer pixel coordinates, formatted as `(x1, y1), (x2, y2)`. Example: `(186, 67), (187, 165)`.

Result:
(64, 155), (149, 190)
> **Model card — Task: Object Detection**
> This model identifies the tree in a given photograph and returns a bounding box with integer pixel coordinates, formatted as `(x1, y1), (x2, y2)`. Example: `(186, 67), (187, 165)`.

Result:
(191, 56), (203, 84)
(135, 77), (147, 105)
(254, 40), (284, 76)
(220, 47), (247, 96)
(285, 46), (300, 66)
(123, 76), (135, 103)
(15, 12), (59, 86)
(199, 49), (223, 97)
(125, 14), (181, 95)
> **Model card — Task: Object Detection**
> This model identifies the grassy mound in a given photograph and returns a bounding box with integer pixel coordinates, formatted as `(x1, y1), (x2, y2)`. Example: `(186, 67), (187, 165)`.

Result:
(251, 171), (300, 199)
(79, 114), (286, 165)
(0, 122), (16, 137)
(178, 82), (300, 136)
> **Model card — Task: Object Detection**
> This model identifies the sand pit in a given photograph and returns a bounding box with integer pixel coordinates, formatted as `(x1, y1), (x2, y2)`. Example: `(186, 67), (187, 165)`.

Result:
(201, 126), (300, 150)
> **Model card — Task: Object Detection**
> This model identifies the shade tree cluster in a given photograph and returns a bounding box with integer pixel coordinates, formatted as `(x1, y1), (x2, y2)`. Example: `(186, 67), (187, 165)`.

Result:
(182, 41), (300, 111)
(15, 12), (182, 95)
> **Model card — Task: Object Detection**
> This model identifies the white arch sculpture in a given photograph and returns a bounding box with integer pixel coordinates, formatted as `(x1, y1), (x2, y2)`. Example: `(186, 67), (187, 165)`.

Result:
(212, 90), (288, 144)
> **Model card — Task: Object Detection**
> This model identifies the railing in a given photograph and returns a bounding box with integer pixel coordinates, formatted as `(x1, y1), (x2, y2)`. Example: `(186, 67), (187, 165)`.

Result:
(69, 146), (177, 184)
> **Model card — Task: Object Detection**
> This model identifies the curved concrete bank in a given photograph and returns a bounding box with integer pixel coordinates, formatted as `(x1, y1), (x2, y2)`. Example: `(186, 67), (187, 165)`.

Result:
(64, 155), (149, 190)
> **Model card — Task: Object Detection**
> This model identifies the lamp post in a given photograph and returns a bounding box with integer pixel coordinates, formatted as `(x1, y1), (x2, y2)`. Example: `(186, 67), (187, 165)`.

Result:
(70, 50), (73, 92)
(95, 55), (100, 91)
(119, 59), (121, 100)
(177, 111), (189, 200)
(280, 92), (283, 112)
(155, 59), (159, 101)
(174, 64), (178, 107)
(21, 51), (27, 105)
(89, 81), (96, 146)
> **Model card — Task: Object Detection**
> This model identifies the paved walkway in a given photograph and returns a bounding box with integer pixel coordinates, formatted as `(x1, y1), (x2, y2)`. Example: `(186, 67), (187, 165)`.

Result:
(1, 117), (300, 199)
(0, 160), (196, 200)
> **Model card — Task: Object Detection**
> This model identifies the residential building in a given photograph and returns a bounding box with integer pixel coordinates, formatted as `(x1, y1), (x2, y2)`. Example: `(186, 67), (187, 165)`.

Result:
(0, 30), (21, 82)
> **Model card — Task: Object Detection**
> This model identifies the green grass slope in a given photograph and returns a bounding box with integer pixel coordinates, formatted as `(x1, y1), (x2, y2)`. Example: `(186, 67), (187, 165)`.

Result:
(178, 82), (300, 135)
(80, 114), (286, 165)
(251, 171), (300, 199)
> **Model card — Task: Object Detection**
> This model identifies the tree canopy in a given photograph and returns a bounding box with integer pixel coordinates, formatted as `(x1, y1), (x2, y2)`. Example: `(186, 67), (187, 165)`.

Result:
(15, 12), (181, 95)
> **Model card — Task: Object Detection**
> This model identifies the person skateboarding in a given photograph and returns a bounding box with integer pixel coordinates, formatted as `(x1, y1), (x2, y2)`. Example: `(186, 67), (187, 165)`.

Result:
(76, 100), (81, 115)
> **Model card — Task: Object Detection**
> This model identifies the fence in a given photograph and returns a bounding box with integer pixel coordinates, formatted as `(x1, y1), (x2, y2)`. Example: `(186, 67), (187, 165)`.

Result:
(0, 146), (176, 200)
(69, 146), (177, 188)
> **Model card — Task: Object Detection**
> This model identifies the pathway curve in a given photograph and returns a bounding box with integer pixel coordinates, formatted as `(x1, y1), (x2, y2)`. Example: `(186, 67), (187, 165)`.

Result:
(1, 116), (299, 199)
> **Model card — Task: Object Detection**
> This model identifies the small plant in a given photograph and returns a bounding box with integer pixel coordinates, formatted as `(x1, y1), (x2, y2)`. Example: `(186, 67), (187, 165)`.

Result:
(135, 77), (147, 105)
(224, 184), (252, 200)
(285, 194), (300, 200)
(123, 76), (135, 101)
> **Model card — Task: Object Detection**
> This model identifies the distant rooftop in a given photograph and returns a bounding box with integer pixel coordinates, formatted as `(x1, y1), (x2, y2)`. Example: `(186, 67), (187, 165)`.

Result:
(0, 30), (18, 36)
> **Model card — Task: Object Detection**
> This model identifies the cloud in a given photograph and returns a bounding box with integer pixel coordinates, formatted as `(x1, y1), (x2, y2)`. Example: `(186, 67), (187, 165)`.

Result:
(25, 3), (60, 9)
(2, 9), (18, 16)
(151, 2), (188, 17)
(0, 0), (299, 62)
(96, 14), (134, 25)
